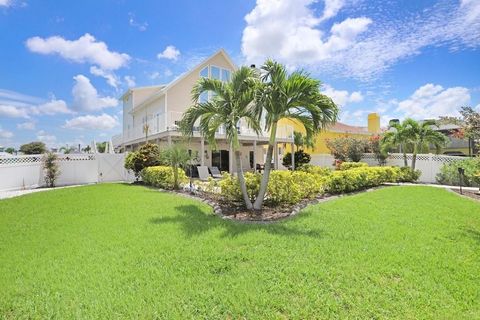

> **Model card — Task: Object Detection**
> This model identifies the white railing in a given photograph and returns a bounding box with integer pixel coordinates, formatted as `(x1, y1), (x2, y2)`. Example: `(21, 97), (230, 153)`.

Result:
(118, 111), (294, 145)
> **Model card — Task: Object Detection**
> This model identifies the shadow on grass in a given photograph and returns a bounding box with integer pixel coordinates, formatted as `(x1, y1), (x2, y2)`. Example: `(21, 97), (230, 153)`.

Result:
(463, 227), (480, 245)
(149, 204), (323, 239)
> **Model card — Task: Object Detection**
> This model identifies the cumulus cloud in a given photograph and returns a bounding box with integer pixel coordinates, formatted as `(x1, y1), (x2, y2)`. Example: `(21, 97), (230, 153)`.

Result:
(0, 0), (11, 7)
(395, 83), (471, 119)
(0, 104), (29, 118)
(241, 0), (480, 80)
(63, 113), (119, 130)
(0, 127), (13, 139)
(157, 45), (180, 61)
(321, 84), (363, 107)
(36, 130), (57, 145)
(32, 99), (72, 115)
(71, 75), (118, 112)
(26, 33), (130, 70)
(17, 121), (36, 130)
(89, 66), (120, 88)
(124, 75), (136, 87)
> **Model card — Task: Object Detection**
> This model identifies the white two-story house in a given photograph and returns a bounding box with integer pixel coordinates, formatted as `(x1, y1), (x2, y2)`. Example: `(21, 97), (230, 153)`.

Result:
(112, 49), (293, 173)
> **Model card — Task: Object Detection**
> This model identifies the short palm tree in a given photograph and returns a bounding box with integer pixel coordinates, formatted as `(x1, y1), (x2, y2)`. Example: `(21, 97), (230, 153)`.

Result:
(163, 144), (192, 190)
(293, 131), (315, 151)
(253, 60), (338, 210)
(381, 121), (412, 167)
(404, 119), (448, 170)
(181, 66), (261, 209)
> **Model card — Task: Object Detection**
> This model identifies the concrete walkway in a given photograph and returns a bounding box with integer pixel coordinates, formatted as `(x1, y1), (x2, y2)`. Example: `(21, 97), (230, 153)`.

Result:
(384, 182), (479, 192)
(0, 184), (90, 200)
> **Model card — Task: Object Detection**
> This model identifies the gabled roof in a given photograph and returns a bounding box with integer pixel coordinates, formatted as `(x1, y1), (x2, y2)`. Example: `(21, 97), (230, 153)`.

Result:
(126, 49), (237, 112)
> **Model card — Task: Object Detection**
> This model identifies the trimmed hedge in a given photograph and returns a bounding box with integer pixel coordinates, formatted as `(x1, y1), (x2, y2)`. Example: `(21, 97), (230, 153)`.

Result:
(141, 166), (188, 190)
(339, 162), (368, 170)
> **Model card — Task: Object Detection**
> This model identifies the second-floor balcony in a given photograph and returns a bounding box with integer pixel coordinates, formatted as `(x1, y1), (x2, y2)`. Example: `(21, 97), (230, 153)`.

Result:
(115, 111), (294, 146)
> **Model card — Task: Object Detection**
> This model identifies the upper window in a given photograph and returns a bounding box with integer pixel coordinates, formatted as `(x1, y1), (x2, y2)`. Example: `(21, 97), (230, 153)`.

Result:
(200, 66), (209, 78)
(211, 66), (221, 80)
(221, 69), (231, 82)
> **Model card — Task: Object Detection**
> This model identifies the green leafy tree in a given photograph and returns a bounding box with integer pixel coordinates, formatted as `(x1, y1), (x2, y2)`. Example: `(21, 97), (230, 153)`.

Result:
(96, 142), (107, 153)
(181, 66), (261, 209)
(162, 144), (192, 190)
(326, 137), (368, 162)
(253, 60), (338, 210)
(59, 146), (76, 154)
(124, 143), (161, 180)
(5, 147), (15, 154)
(19, 141), (46, 154)
(82, 145), (91, 153)
(460, 106), (480, 154)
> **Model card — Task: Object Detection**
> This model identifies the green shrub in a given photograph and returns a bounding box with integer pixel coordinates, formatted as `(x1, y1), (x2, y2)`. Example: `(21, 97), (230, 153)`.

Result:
(282, 150), (311, 168)
(267, 171), (304, 205)
(397, 167), (421, 183)
(42, 152), (60, 188)
(297, 164), (333, 177)
(324, 166), (400, 194)
(339, 162), (368, 170)
(141, 166), (188, 190)
(436, 157), (480, 186)
(124, 143), (162, 180)
(219, 172), (260, 203)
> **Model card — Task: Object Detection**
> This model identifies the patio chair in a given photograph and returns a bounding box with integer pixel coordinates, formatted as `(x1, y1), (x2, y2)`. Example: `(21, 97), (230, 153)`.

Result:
(197, 166), (211, 181)
(209, 166), (223, 179)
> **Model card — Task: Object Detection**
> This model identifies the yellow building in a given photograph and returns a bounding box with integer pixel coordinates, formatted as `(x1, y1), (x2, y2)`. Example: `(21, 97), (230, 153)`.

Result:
(280, 113), (381, 154)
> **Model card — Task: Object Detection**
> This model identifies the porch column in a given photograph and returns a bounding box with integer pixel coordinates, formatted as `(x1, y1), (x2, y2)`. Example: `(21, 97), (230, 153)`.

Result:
(291, 142), (295, 170)
(253, 140), (257, 172)
(200, 138), (205, 166)
(229, 144), (234, 174)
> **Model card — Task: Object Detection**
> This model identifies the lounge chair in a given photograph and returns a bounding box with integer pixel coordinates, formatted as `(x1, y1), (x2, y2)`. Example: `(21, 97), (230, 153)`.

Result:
(197, 166), (210, 181)
(209, 166), (223, 179)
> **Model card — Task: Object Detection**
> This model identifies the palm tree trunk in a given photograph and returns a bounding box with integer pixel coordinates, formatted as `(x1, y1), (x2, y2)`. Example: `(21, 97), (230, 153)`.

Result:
(235, 150), (253, 210)
(253, 122), (277, 211)
(401, 143), (408, 167)
(411, 145), (417, 171)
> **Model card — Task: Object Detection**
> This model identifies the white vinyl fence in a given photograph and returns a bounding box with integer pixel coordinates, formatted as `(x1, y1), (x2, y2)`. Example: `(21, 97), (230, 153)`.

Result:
(310, 153), (466, 184)
(0, 153), (134, 191)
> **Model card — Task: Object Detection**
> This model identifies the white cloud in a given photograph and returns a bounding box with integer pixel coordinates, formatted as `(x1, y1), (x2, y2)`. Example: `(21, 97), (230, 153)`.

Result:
(321, 84), (363, 107)
(0, 88), (43, 107)
(63, 113), (119, 130)
(17, 121), (36, 130)
(32, 99), (72, 115)
(124, 75), (136, 87)
(149, 71), (160, 80)
(0, 104), (29, 118)
(0, 127), (13, 139)
(0, 0), (11, 7)
(157, 45), (180, 61)
(71, 75), (118, 112)
(241, 0), (480, 80)
(128, 12), (148, 31)
(242, 0), (371, 66)
(395, 83), (471, 119)
(90, 66), (120, 88)
(26, 33), (130, 70)
(36, 130), (57, 145)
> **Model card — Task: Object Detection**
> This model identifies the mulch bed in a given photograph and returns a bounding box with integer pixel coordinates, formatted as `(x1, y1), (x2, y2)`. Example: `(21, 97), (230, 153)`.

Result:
(452, 189), (480, 201)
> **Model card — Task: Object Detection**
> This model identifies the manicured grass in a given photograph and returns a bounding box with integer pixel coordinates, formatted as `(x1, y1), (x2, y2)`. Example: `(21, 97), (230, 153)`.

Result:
(0, 184), (479, 319)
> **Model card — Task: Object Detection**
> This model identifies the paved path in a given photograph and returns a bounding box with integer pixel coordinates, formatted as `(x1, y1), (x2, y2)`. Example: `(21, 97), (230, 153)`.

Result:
(384, 182), (479, 192)
(0, 184), (89, 200)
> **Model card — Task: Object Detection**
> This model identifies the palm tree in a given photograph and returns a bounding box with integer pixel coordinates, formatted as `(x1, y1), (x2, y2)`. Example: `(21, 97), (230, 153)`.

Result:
(181, 66), (261, 209)
(404, 119), (448, 170)
(381, 121), (412, 167)
(163, 144), (192, 190)
(252, 60), (338, 210)
(293, 131), (315, 151)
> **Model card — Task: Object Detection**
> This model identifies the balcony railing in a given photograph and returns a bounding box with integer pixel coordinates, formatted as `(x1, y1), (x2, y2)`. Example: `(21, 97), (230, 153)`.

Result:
(113, 111), (294, 146)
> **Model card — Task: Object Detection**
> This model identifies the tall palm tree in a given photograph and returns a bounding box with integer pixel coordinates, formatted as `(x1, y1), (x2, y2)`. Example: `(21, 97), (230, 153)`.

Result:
(381, 121), (412, 167)
(181, 66), (261, 209)
(404, 119), (448, 170)
(253, 60), (338, 210)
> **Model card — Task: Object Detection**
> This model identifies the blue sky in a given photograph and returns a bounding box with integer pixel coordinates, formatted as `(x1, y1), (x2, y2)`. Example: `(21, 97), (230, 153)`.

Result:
(0, 0), (479, 149)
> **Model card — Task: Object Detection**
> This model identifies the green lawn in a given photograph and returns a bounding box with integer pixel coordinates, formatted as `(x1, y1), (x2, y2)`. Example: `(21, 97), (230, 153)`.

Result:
(0, 184), (479, 319)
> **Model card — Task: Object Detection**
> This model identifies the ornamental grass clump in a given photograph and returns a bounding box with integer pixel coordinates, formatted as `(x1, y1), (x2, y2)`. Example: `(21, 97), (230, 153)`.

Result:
(42, 152), (60, 188)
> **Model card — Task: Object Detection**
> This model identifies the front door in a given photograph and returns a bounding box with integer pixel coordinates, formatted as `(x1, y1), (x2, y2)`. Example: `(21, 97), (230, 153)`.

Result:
(211, 150), (229, 172)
